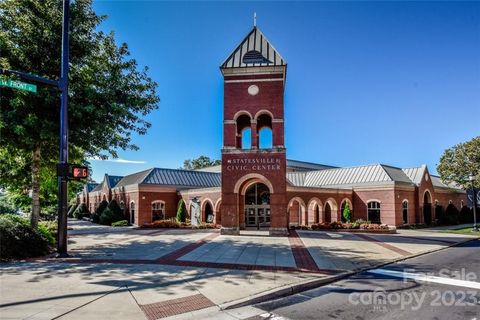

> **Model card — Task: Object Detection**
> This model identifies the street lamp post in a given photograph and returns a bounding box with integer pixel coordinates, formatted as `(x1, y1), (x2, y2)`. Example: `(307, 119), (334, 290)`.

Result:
(469, 175), (478, 232)
(57, 0), (70, 257)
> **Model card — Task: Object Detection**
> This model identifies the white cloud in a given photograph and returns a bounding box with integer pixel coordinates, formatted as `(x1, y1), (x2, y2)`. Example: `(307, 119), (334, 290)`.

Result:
(87, 157), (146, 164)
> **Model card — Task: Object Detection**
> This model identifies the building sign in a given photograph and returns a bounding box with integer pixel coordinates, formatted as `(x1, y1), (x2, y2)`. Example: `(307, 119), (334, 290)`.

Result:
(467, 188), (480, 208)
(226, 158), (282, 171)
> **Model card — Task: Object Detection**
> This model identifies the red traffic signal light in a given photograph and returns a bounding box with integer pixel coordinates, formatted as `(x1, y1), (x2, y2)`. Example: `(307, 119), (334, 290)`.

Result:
(71, 166), (88, 179)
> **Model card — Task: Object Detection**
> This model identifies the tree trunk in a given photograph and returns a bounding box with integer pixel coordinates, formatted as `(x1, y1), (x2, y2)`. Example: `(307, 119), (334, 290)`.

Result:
(31, 145), (41, 228)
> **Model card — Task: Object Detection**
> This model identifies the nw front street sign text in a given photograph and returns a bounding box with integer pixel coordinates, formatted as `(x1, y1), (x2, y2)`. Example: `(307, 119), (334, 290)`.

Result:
(0, 78), (37, 93)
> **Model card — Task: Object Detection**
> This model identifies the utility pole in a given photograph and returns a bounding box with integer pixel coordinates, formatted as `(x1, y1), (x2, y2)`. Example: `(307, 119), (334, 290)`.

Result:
(57, 0), (71, 257)
(470, 175), (478, 232)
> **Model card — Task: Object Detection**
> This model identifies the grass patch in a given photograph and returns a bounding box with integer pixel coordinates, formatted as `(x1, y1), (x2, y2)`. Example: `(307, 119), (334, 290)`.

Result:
(441, 227), (480, 236)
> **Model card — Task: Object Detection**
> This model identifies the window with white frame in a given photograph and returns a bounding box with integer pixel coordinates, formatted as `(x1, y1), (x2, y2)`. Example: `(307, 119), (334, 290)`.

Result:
(152, 201), (165, 222)
(367, 201), (381, 224)
(402, 201), (408, 224)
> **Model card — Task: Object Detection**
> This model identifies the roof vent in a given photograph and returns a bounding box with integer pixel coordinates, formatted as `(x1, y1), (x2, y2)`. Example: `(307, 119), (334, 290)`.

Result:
(243, 50), (272, 64)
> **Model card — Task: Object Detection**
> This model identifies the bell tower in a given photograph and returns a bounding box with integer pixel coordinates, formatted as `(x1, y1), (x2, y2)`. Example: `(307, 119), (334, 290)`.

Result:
(220, 26), (288, 235)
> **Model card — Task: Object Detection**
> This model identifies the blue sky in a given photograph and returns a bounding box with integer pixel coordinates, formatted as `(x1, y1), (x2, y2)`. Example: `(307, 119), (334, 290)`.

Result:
(89, 1), (480, 182)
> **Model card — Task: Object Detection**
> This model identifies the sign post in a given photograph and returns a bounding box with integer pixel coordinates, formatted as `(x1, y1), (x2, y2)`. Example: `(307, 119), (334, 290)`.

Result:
(57, 0), (71, 257)
(0, 0), (72, 257)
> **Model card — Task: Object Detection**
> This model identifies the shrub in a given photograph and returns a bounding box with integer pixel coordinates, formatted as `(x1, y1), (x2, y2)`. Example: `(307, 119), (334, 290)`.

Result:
(99, 200), (124, 225)
(329, 221), (343, 229)
(111, 220), (129, 227)
(67, 204), (78, 218)
(142, 219), (180, 228)
(92, 200), (109, 222)
(176, 199), (187, 223)
(0, 214), (52, 260)
(73, 203), (88, 220)
(342, 203), (352, 223)
(38, 223), (56, 246)
(443, 204), (460, 225)
(0, 203), (17, 215)
(311, 223), (331, 230)
(459, 206), (473, 224)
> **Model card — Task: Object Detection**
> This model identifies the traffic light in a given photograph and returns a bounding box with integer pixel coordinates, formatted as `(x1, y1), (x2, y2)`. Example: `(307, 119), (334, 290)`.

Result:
(71, 165), (88, 179)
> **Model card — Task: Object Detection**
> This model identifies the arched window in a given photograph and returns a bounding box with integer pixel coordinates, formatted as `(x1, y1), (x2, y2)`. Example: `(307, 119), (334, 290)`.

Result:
(241, 127), (252, 149)
(258, 127), (272, 149)
(257, 113), (273, 149)
(236, 114), (251, 149)
(402, 201), (408, 224)
(152, 201), (165, 222)
(367, 201), (381, 224)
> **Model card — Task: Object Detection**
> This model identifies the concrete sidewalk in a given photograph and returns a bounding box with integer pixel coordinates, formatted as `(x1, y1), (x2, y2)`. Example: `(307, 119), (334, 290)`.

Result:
(1, 220), (477, 320)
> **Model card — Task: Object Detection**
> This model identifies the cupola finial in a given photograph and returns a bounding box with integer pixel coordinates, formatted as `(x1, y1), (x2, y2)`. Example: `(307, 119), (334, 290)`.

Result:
(254, 12), (257, 27)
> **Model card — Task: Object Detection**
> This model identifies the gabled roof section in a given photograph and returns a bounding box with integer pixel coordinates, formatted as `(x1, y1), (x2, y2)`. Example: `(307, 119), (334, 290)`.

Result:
(402, 165), (426, 185)
(287, 172), (307, 186)
(85, 183), (99, 193)
(287, 164), (414, 188)
(142, 168), (221, 189)
(221, 26), (286, 69)
(107, 175), (123, 188)
(114, 169), (153, 188)
(303, 164), (393, 187)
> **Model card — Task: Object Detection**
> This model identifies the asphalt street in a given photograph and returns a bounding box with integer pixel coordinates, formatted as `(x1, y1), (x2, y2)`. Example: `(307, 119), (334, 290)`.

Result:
(249, 239), (480, 320)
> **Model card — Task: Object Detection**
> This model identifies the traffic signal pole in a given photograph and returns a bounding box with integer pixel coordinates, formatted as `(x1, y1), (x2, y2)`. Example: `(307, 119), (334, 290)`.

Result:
(57, 0), (70, 257)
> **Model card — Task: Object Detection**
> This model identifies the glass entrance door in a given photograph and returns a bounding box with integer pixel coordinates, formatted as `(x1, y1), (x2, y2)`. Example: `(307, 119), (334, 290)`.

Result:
(245, 205), (271, 228)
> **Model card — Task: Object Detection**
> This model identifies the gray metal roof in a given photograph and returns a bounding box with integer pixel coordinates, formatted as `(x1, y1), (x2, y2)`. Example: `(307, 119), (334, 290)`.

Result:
(196, 165), (222, 173)
(287, 159), (337, 172)
(286, 172), (307, 186)
(287, 164), (415, 188)
(221, 27), (286, 69)
(143, 168), (221, 188)
(114, 169), (153, 188)
(86, 183), (98, 193)
(402, 166), (426, 185)
(107, 175), (123, 188)
(90, 183), (103, 192)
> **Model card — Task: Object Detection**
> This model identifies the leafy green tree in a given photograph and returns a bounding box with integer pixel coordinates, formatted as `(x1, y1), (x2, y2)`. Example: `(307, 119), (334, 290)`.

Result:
(176, 199), (186, 223)
(0, 0), (159, 228)
(183, 156), (221, 170)
(342, 202), (351, 223)
(437, 136), (480, 189)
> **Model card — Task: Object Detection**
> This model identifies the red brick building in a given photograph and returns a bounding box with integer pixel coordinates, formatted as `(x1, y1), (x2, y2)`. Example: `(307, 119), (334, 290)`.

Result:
(77, 26), (467, 232)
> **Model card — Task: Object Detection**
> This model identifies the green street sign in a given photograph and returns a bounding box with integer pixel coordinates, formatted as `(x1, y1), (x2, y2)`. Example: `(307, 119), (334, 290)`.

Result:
(0, 78), (37, 93)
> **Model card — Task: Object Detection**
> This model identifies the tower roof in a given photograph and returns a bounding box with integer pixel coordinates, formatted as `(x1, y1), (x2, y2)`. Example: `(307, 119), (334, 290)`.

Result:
(221, 26), (286, 69)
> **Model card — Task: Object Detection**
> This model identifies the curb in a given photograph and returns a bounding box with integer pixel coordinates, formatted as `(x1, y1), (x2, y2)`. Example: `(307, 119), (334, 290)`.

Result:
(220, 236), (479, 310)
(220, 271), (353, 310)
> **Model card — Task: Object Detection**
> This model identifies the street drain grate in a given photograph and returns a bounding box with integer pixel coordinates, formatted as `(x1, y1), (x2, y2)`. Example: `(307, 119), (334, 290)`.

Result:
(139, 293), (215, 319)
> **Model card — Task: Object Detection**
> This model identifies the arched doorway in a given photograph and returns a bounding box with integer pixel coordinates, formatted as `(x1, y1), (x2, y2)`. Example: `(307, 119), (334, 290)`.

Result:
(130, 201), (135, 225)
(204, 201), (214, 223)
(307, 198), (323, 224)
(325, 202), (332, 223)
(244, 183), (271, 229)
(423, 191), (432, 225)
